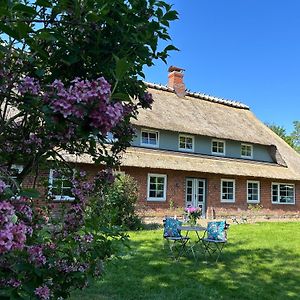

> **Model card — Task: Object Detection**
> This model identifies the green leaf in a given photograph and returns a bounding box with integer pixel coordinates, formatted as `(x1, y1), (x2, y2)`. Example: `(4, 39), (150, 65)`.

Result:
(0, 23), (20, 40)
(35, 69), (45, 77)
(0, 44), (9, 53)
(19, 188), (40, 198)
(12, 3), (36, 15)
(86, 11), (100, 22)
(61, 54), (80, 65)
(37, 31), (57, 42)
(164, 44), (179, 52)
(35, 0), (52, 8)
(163, 10), (178, 21)
(115, 56), (130, 80)
(111, 93), (131, 102)
(16, 22), (32, 38)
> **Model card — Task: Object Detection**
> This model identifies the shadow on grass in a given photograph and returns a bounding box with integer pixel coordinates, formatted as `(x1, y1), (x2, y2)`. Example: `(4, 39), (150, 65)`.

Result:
(140, 222), (162, 230)
(72, 227), (300, 300)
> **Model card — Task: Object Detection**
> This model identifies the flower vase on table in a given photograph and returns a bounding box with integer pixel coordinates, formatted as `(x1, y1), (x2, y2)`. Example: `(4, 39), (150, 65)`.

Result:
(185, 207), (202, 226)
(188, 216), (197, 226)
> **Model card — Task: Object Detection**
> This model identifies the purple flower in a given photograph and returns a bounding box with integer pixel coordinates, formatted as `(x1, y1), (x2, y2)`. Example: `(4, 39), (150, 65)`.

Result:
(28, 245), (46, 266)
(6, 278), (21, 287)
(0, 179), (7, 194)
(18, 76), (40, 95)
(0, 229), (14, 253)
(11, 224), (27, 250)
(97, 169), (115, 184)
(83, 234), (93, 243)
(139, 92), (154, 108)
(35, 285), (50, 300)
(15, 204), (33, 221)
(79, 171), (86, 177)
(0, 201), (15, 225)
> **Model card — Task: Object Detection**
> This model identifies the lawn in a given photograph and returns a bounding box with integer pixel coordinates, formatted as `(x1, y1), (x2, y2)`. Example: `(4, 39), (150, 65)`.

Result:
(71, 222), (300, 300)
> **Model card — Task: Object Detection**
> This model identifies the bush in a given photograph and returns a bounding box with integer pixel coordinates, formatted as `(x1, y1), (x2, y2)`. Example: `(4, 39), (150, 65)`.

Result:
(104, 175), (142, 230)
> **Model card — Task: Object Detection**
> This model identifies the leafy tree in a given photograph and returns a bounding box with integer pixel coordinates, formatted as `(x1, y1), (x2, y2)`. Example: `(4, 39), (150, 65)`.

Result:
(267, 122), (300, 153)
(0, 0), (178, 181)
(0, 0), (178, 298)
(291, 121), (300, 152)
(267, 123), (296, 149)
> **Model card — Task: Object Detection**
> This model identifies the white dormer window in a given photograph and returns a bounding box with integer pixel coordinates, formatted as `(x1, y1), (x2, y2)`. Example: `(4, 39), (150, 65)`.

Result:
(211, 139), (225, 155)
(241, 143), (253, 159)
(178, 134), (194, 152)
(141, 129), (159, 148)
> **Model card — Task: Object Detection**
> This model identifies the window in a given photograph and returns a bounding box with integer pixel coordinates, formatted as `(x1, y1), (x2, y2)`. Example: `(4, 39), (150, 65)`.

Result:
(147, 174), (167, 201)
(241, 144), (253, 158)
(221, 179), (235, 202)
(272, 183), (295, 204)
(212, 139), (225, 155)
(178, 134), (194, 152)
(141, 129), (159, 147)
(247, 181), (260, 203)
(6, 164), (24, 193)
(48, 169), (75, 201)
(10, 164), (24, 179)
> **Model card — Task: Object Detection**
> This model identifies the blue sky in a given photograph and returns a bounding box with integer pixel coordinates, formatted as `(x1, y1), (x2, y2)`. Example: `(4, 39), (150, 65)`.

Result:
(144, 0), (300, 133)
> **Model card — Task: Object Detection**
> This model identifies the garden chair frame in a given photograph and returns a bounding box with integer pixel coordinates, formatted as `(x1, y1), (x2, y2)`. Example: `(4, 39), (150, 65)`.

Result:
(201, 221), (230, 262)
(163, 217), (194, 260)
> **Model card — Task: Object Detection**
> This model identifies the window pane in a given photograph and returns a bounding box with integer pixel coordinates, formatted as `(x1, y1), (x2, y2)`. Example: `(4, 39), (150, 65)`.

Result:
(149, 190), (156, 197)
(142, 131), (157, 145)
(150, 184), (156, 190)
(157, 191), (163, 198)
(157, 177), (164, 184)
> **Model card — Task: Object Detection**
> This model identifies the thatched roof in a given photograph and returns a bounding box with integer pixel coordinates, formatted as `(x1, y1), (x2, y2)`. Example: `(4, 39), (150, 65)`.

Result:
(129, 83), (300, 180)
(62, 146), (300, 180)
(120, 147), (299, 181)
(61, 83), (300, 181)
(133, 84), (272, 145)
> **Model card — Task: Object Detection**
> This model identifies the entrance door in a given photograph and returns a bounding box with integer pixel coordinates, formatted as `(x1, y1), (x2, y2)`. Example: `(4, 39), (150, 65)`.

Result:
(185, 178), (206, 217)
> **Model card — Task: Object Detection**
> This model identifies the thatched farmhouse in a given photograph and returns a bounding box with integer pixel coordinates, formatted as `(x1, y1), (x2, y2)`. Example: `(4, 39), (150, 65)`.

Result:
(117, 66), (300, 217)
(19, 66), (300, 218)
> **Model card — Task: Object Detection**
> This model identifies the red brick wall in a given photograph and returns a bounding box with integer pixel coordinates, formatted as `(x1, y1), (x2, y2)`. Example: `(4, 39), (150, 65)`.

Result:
(122, 166), (300, 217)
(22, 163), (300, 217)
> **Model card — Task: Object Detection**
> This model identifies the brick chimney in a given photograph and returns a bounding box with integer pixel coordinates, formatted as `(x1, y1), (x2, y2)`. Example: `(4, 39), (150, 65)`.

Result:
(168, 66), (186, 97)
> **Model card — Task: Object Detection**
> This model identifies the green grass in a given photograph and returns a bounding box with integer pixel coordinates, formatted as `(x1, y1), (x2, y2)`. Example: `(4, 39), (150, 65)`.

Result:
(71, 222), (300, 300)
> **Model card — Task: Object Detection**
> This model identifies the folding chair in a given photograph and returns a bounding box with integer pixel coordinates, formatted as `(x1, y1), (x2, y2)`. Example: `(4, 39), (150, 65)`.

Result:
(202, 220), (229, 262)
(163, 217), (193, 260)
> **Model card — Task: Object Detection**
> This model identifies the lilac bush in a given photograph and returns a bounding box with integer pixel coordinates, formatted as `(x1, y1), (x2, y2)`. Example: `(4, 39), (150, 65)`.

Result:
(0, 172), (121, 299)
(0, 73), (138, 298)
(0, 0), (178, 297)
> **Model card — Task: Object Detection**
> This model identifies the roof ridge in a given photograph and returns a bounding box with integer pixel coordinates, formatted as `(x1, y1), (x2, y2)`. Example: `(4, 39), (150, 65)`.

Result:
(144, 82), (250, 110)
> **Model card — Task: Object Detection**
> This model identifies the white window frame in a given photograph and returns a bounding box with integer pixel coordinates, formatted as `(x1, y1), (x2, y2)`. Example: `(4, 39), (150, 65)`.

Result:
(220, 179), (235, 203)
(147, 173), (167, 202)
(178, 134), (194, 152)
(140, 128), (159, 148)
(211, 139), (226, 156)
(48, 169), (75, 201)
(247, 180), (260, 203)
(10, 164), (24, 179)
(271, 182), (295, 205)
(241, 143), (253, 159)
